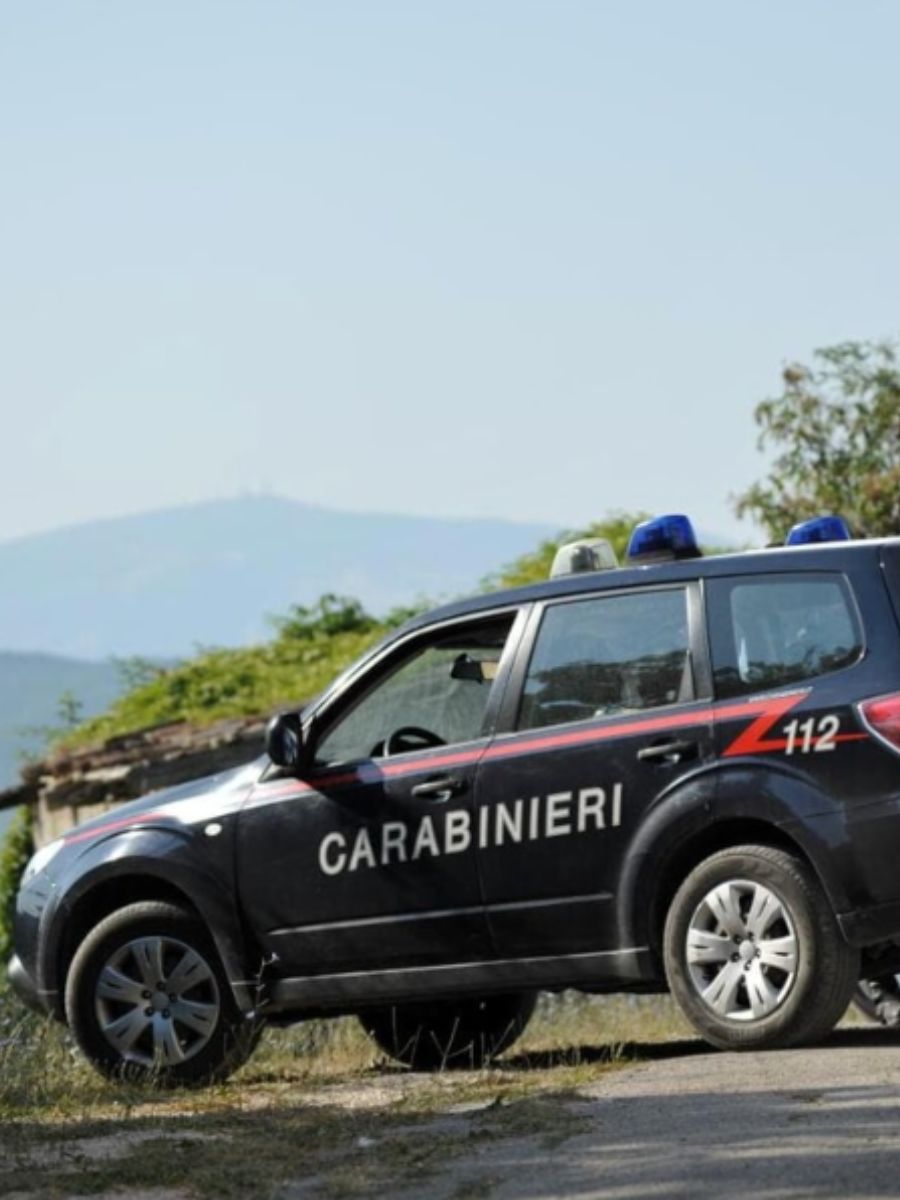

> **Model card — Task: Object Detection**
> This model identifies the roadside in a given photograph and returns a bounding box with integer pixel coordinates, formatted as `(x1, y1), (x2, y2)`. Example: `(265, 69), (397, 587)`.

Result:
(0, 995), (680, 1197)
(4, 999), (899, 1199)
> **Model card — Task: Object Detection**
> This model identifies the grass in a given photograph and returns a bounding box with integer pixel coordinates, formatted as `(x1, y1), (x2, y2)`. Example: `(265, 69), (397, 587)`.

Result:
(0, 991), (691, 1198)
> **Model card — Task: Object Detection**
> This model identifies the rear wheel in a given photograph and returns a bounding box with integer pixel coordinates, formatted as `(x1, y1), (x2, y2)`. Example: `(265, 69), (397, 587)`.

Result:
(359, 993), (536, 1070)
(664, 845), (858, 1051)
(64, 900), (260, 1087)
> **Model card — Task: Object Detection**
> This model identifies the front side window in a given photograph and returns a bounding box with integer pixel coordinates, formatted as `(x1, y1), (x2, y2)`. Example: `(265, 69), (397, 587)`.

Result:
(518, 588), (692, 732)
(315, 616), (515, 764)
(709, 574), (863, 698)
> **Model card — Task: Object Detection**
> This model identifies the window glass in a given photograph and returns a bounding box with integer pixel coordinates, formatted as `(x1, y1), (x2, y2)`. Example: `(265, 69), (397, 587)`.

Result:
(315, 617), (514, 764)
(518, 588), (691, 732)
(711, 575), (862, 698)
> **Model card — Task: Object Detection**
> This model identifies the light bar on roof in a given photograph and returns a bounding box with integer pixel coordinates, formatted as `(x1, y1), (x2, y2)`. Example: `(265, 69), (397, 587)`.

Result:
(549, 538), (618, 578)
(786, 515), (852, 546)
(626, 514), (701, 564)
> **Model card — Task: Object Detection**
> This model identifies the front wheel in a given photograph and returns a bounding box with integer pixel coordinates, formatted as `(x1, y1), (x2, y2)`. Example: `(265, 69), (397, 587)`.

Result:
(359, 993), (536, 1070)
(64, 900), (260, 1087)
(664, 844), (859, 1051)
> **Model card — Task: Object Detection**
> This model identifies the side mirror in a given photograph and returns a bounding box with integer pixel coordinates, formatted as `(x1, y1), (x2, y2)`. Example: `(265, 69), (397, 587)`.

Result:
(266, 712), (305, 770)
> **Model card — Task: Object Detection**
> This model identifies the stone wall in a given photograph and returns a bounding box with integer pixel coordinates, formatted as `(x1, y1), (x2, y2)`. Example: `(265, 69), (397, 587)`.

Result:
(0, 715), (268, 847)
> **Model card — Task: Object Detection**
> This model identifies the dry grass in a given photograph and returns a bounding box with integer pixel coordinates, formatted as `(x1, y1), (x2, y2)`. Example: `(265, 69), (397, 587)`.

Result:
(0, 992), (691, 1121)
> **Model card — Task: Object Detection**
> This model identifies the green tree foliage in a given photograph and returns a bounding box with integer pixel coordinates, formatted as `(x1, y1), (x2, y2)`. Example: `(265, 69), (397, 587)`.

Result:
(112, 656), (169, 691)
(55, 690), (83, 730)
(273, 594), (379, 640)
(485, 511), (651, 590)
(735, 339), (900, 540)
(0, 807), (34, 971)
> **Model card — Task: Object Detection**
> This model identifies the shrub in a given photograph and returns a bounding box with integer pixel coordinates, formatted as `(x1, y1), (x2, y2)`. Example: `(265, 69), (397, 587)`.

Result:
(0, 806), (34, 970)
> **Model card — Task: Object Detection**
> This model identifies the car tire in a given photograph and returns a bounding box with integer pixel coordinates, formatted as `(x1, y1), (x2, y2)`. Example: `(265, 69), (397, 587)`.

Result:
(64, 900), (260, 1087)
(664, 844), (859, 1051)
(359, 993), (536, 1070)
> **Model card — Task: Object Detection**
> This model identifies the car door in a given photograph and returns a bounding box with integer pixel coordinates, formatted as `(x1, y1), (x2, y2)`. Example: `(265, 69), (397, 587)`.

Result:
(474, 582), (715, 958)
(706, 570), (869, 783)
(236, 608), (526, 977)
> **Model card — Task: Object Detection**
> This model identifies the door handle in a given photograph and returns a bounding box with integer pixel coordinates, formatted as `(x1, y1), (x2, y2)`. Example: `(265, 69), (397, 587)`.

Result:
(636, 739), (698, 765)
(409, 775), (467, 802)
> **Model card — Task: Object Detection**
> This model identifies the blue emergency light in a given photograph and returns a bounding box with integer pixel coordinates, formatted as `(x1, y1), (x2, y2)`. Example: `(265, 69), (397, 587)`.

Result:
(785, 515), (852, 546)
(626, 514), (701, 563)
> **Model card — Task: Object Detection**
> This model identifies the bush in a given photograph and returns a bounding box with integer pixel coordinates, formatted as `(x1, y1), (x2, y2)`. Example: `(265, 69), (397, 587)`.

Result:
(0, 806), (34, 970)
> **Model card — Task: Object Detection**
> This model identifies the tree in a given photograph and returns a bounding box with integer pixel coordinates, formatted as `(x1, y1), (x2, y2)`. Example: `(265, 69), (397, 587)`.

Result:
(56, 690), (84, 730)
(272, 594), (378, 641)
(734, 339), (900, 541)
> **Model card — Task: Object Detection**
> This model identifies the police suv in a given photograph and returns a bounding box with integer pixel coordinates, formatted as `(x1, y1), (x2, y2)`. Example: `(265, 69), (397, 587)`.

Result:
(11, 514), (900, 1085)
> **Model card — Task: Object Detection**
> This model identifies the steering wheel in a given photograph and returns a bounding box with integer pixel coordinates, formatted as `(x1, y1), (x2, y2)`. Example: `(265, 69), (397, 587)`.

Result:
(384, 725), (446, 757)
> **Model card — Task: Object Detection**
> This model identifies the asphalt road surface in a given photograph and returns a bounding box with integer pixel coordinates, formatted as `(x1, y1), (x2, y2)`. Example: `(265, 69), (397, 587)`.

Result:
(386, 1026), (900, 1200)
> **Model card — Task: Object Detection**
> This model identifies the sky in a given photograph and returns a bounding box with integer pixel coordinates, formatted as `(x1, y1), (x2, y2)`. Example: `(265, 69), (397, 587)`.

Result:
(1, 0), (899, 546)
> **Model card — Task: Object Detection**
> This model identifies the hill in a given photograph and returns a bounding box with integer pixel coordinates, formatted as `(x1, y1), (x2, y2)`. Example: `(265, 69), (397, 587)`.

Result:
(0, 650), (126, 791)
(0, 497), (555, 660)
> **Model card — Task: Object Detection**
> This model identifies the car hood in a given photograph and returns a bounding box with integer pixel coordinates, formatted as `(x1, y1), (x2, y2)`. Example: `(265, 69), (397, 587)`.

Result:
(58, 757), (265, 848)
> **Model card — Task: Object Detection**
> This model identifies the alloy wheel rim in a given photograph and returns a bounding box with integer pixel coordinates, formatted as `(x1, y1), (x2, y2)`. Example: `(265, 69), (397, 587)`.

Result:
(94, 935), (220, 1067)
(685, 879), (798, 1022)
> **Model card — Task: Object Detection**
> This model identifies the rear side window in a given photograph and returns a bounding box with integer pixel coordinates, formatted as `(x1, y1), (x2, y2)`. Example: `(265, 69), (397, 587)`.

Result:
(708, 574), (863, 699)
(518, 587), (692, 731)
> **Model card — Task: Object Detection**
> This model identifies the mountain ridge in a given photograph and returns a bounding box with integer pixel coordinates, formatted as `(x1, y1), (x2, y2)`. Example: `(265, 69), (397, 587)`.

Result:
(0, 495), (556, 660)
(0, 651), (125, 792)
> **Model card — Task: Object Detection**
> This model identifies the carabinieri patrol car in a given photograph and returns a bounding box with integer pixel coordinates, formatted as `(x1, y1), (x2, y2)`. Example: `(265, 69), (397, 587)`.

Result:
(11, 513), (900, 1085)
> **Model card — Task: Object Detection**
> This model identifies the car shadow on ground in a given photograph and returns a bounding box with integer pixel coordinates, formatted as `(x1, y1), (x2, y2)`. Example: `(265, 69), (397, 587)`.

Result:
(500, 1022), (900, 1073)
(500, 1037), (706, 1071)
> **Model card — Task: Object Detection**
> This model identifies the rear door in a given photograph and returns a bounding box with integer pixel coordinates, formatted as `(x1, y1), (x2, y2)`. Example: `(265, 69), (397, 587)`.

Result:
(474, 582), (715, 957)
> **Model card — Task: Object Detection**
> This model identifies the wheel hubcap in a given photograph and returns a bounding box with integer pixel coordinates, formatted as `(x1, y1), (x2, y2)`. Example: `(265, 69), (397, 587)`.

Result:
(686, 879), (798, 1022)
(94, 935), (220, 1067)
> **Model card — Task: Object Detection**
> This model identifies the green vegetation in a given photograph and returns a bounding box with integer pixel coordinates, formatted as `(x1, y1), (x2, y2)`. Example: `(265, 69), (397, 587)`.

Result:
(63, 519), (654, 752)
(64, 595), (404, 750)
(0, 806), (32, 968)
(735, 337), (900, 540)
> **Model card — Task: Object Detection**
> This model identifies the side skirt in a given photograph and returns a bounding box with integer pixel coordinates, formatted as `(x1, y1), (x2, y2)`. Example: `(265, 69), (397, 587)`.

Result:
(263, 946), (656, 1015)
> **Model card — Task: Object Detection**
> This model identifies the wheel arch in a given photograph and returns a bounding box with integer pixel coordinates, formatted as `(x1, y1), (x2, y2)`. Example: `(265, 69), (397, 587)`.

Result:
(47, 851), (261, 1021)
(55, 874), (200, 1018)
(645, 818), (814, 961)
(617, 762), (854, 973)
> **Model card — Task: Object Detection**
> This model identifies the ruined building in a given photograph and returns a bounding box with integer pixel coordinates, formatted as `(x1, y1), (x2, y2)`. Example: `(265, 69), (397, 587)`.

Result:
(0, 716), (268, 847)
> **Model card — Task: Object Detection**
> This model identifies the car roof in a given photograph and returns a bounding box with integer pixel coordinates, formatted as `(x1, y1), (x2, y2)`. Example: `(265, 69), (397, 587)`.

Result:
(400, 537), (900, 634)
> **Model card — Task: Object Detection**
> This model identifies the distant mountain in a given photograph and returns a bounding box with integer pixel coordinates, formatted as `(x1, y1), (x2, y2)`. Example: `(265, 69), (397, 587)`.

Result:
(0, 652), (125, 791)
(0, 497), (556, 660)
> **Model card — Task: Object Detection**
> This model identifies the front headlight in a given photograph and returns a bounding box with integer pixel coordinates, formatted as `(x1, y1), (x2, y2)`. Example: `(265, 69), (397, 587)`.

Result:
(21, 839), (64, 885)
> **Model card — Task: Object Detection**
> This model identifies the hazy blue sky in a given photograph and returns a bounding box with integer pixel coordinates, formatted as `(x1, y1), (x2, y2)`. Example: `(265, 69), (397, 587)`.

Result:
(2, 1), (898, 545)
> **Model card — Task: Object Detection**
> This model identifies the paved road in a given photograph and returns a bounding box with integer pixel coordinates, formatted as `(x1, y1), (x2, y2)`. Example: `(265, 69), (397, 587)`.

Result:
(392, 1027), (900, 1200)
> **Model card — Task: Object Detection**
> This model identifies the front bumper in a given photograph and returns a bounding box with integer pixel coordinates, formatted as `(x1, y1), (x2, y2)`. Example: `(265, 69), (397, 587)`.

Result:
(6, 954), (46, 1015)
